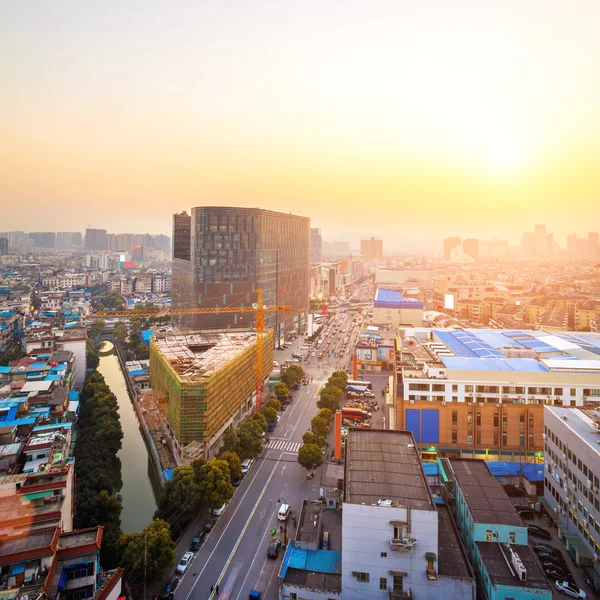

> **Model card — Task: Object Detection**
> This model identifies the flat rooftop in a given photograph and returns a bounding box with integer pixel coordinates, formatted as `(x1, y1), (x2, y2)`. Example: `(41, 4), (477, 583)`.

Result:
(437, 504), (474, 580)
(283, 547), (341, 593)
(449, 459), (523, 527)
(344, 429), (434, 510)
(297, 500), (322, 544)
(476, 542), (549, 590)
(0, 529), (57, 557)
(546, 407), (600, 454)
(153, 330), (263, 380)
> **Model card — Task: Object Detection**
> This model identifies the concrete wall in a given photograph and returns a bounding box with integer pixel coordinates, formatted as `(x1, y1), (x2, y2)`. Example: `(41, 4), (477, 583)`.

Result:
(279, 583), (341, 600)
(437, 575), (476, 600)
(62, 338), (86, 389)
(341, 503), (439, 600)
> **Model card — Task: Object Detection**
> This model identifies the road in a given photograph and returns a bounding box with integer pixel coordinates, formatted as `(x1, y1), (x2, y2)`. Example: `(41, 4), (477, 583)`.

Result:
(171, 308), (382, 600)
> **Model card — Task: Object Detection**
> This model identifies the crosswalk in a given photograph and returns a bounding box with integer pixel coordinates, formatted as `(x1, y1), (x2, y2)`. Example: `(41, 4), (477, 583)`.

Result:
(265, 438), (302, 454)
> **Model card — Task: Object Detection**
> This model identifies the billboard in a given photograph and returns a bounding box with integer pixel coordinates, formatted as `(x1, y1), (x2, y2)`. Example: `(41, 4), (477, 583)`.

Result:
(444, 293), (455, 310)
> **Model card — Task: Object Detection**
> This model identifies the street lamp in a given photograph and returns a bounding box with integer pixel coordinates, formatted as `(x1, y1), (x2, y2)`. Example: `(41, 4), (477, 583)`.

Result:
(278, 497), (288, 545)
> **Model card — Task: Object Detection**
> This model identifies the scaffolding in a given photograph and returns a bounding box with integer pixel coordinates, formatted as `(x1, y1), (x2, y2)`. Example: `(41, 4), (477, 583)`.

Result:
(149, 329), (274, 448)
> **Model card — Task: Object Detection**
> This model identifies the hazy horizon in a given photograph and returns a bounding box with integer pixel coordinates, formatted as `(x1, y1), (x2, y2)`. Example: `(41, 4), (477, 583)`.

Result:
(2, 1), (599, 245)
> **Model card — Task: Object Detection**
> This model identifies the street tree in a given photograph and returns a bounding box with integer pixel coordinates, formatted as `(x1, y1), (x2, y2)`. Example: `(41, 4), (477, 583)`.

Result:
(260, 406), (278, 426)
(273, 382), (289, 399)
(220, 451), (242, 481)
(317, 408), (334, 423)
(118, 518), (175, 583)
(303, 431), (326, 448)
(237, 422), (264, 459)
(297, 443), (324, 472)
(265, 398), (281, 412)
(250, 412), (268, 432)
(198, 459), (235, 510)
(220, 428), (239, 454)
(311, 416), (331, 439)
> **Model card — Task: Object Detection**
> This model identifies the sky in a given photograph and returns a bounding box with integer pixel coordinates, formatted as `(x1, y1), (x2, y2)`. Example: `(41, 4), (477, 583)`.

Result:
(1, 1), (599, 250)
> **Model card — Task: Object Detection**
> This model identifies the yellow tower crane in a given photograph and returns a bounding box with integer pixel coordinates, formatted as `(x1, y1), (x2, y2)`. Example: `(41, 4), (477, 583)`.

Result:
(94, 288), (290, 411)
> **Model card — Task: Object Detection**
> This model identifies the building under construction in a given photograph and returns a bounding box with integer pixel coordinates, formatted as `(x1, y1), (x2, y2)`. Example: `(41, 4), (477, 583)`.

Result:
(149, 329), (274, 458)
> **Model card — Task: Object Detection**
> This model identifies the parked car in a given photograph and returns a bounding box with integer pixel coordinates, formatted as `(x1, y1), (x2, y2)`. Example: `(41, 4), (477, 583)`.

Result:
(203, 521), (213, 533)
(534, 544), (560, 555)
(293, 383), (301, 390)
(267, 539), (282, 558)
(518, 509), (535, 520)
(528, 524), (552, 540)
(538, 551), (567, 565)
(175, 552), (194, 574)
(544, 566), (573, 582)
(213, 503), (227, 516)
(504, 485), (525, 497)
(542, 559), (569, 571)
(363, 390), (375, 398)
(241, 459), (254, 474)
(232, 476), (241, 487)
(189, 535), (203, 552)
(555, 581), (587, 598)
(158, 577), (179, 600)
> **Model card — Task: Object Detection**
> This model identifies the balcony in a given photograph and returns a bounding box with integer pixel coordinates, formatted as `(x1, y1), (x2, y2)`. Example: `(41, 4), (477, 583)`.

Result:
(389, 537), (417, 552)
(389, 589), (412, 600)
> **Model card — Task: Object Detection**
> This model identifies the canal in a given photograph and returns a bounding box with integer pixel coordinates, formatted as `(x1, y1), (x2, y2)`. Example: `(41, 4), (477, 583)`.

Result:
(97, 343), (159, 534)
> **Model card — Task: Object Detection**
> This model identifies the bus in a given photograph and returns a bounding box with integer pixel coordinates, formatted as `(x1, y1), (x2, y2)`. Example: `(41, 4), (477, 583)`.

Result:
(347, 379), (373, 390)
(341, 407), (366, 421)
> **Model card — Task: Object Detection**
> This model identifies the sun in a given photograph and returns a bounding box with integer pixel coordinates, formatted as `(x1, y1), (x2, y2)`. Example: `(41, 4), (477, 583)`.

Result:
(483, 132), (528, 174)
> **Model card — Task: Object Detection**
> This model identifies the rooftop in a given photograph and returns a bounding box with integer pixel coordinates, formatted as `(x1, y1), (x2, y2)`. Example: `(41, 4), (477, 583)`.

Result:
(475, 542), (549, 590)
(0, 528), (57, 559)
(297, 500), (323, 544)
(344, 429), (434, 510)
(545, 406), (600, 455)
(374, 288), (424, 310)
(449, 459), (524, 527)
(152, 330), (263, 380)
(437, 504), (475, 580)
(281, 546), (342, 593)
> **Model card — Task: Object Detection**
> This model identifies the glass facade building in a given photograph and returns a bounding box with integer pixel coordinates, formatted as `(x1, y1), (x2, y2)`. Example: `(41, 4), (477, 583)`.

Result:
(172, 207), (310, 345)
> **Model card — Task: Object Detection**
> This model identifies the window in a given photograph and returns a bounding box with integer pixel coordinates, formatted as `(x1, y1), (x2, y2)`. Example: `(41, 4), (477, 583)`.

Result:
(477, 412), (482, 426)
(520, 433), (525, 447)
(520, 414), (525, 428)
(509, 532), (516, 543)
(571, 388), (577, 397)
(392, 576), (404, 592)
(356, 572), (369, 583)
(486, 530), (493, 541)
(529, 414), (534, 428)
(467, 432), (473, 444)
(381, 552), (387, 558)
(64, 588), (94, 600)
(380, 578), (387, 590)
(502, 432), (507, 446)
(393, 525), (404, 539)
(452, 411), (457, 426)
(465, 385), (473, 393)
(493, 413), (498, 427)
(452, 431), (457, 444)
(66, 563), (94, 579)
(467, 412), (473, 425)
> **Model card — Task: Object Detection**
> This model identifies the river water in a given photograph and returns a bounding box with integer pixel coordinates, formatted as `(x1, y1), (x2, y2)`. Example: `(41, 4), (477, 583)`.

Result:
(97, 343), (159, 533)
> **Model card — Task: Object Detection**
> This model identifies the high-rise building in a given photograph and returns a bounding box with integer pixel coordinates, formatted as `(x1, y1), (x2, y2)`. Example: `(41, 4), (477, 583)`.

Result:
(588, 231), (600, 258)
(85, 228), (108, 251)
(462, 238), (479, 260)
(56, 232), (82, 248)
(332, 241), (350, 255)
(172, 207), (310, 345)
(0, 237), (8, 256)
(173, 211), (192, 261)
(360, 236), (383, 259)
(520, 224), (553, 257)
(29, 232), (56, 249)
(310, 228), (322, 264)
(443, 237), (461, 260)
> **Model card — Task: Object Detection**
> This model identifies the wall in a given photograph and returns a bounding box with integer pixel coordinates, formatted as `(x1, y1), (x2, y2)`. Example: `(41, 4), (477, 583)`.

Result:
(341, 503), (439, 600)
(436, 575), (476, 600)
(279, 583), (341, 600)
(61, 338), (86, 389)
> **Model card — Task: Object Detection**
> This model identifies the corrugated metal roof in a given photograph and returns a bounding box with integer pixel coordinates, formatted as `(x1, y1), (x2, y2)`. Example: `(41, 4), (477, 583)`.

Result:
(287, 546), (341, 574)
(440, 356), (548, 372)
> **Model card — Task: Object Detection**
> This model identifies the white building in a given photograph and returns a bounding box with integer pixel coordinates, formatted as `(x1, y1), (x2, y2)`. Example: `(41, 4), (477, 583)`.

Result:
(341, 429), (475, 600)
(543, 406), (600, 574)
(42, 274), (90, 289)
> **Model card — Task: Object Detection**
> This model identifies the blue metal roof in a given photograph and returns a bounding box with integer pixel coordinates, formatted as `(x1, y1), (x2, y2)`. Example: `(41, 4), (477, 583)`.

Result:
(0, 366), (12, 374)
(287, 546), (342, 574)
(374, 288), (424, 310)
(440, 356), (549, 372)
(69, 391), (80, 401)
(0, 311), (15, 318)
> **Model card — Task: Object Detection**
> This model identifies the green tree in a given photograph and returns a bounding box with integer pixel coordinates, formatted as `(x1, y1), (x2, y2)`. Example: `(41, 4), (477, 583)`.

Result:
(250, 412), (268, 432)
(198, 459), (234, 510)
(118, 518), (175, 584)
(317, 408), (334, 423)
(89, 319), (107, 339)
(113, 321), (128, 344)
(85, 339), (100, 370)
(332, 370), (349, 382)
(317, 386), (343, 412)
(273, 382), (289, 399)
(220, 451), (242, 481)
(297, 443), (324, 472)
(237, 422), (264, 459)
(0, 343), (26, 366)
(327, 374), (347, 391)
(303, 431), (326, 448)
(265, 398), (281, 412)
(311, 416), (331, 439)
(282, 364), (304, 388)
(220, 428), (239, 454)
(260, 406), (278, 426)
(191, 457), (207, 484)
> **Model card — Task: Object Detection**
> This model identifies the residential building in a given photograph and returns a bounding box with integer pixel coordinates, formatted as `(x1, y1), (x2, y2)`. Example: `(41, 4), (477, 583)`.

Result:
(361, 237), (383, 260)
(42, 274), (91, 289)
(543, 406), (600, 572)
(55, 232), (83, 248)
(394, 328), (600, 462)
(0, 311), (22, 356)
(85, 228), (108, 251)
(310, 227), (323, 264)
(444, 459), (551, 599)
(29, 232), (56, 250)
(172, 211), (191, 261)
(575, 301), (600, 331)
(152, 275), (171, 293)
(520, 224), (553, 258)
(0, 238), (8, 256)
(372, 288), (424, 328)
(172, 207), (310, 344)
(0, 525), (123, 600)
(443, 237), (461, 261)
(341, 429), (475, 600)
(134, 277), (152, 294)
(85, 252), (115, 270)
(462, 238), (479, 261)
(149, 329), (274, 456)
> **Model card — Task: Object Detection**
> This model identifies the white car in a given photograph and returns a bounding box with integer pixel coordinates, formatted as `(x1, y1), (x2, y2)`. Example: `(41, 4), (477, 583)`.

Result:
(212, 503), (227, 516)
(363, 390), (376, 398)
(555, 581), (587, 599)
(273, 361), (279, 367)
(176, 552), (194, 574)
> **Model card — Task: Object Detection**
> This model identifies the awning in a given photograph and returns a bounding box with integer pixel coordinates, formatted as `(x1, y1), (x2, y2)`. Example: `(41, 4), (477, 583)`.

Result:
(9, 565), (25, 576)
(22, 490), (53, 501)
(558, 524), (593, 559)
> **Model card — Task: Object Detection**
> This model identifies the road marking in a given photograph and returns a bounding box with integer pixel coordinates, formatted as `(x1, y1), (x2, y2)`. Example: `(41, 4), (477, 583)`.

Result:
(264, 440), (301, 453)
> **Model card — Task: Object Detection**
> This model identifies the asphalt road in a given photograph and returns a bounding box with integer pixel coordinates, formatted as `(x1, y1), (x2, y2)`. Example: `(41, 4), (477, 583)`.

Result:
(171, 309), (379, 600)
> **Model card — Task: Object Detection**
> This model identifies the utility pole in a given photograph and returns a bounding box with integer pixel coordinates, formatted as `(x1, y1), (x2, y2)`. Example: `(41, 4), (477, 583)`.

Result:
(143, 527), (147, 600)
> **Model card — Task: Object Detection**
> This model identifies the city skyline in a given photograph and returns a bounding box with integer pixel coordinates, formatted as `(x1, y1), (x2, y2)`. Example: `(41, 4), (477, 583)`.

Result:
(2, 1), (600, 242)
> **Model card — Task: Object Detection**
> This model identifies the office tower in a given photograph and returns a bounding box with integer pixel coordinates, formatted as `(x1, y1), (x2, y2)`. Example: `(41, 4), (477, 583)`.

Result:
(443, 237), (461, 260)
(310, 228), (322, 264)
(172, 207), (310, 345)
(520, 224), (553, 257)
(173, 211), (191, 261)
(56, 232), (82, 248)
(322, 240), (333, 256)
(85, 228), (108, 251)
(0, 238), (8, 256)
(462, 238), (479, 260)
(588, 232), (599, 258)
(360, 236), (383, 259)
(328, 266), (338, 294)
(29, 232), (56, 249)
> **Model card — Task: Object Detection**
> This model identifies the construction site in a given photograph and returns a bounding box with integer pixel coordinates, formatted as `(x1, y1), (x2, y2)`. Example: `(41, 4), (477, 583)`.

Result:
(149, 329), (274, 458)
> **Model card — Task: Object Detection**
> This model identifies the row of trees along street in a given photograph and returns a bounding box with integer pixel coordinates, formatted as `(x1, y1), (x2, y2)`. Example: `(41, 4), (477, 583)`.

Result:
(297, 371), (348, 473)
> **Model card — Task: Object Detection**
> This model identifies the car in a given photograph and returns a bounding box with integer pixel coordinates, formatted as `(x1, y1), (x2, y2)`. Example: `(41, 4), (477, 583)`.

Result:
(232, 476), (241, 487)
(504, 485), (525, 497)
(363, 390), (375, 398)
(281, 403), (287, 411)
(267, 539), (282, 558)
(189, 535), (202, 551)
(542, 559), (569, 570)
(241, 458), (254, 474)
(203, 521), (213, 533)
(175, 552), (194, 574)
(212, 503), (227, 516)
(158, 577), (180, 600)
(533, 544), (560, 555)
(528, 525), (552, 539)
(544, 566), (573, 581)
(538, 551), (567, 564)
(518, 509), (535, 520)
(555, 580), (587, 598)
